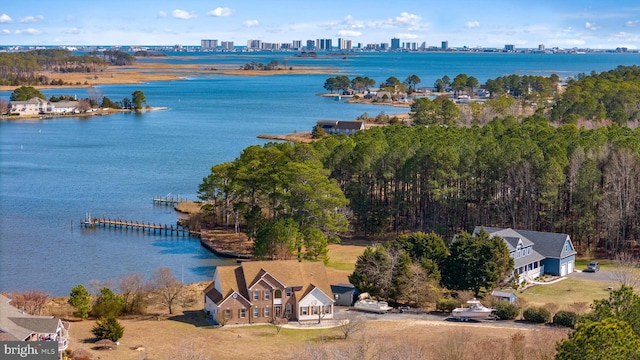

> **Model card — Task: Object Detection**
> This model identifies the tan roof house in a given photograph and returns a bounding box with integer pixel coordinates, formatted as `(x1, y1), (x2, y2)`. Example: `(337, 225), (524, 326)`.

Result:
(204, 260), (334, 325)
(0, 294), (70, 352)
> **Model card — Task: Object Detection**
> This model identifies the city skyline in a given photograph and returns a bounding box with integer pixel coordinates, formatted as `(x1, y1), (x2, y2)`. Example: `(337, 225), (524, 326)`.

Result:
(1, 1), (640, 49)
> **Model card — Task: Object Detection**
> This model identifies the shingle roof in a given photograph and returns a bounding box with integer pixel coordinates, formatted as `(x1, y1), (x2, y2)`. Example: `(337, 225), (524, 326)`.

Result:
(475, 226), (575, 259)
(0, 295), (59, 341)
(207, 260), (333, 305)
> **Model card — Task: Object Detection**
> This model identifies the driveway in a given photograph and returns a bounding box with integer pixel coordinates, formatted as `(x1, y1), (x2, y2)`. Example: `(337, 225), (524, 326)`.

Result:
(567, 269), (618, 283)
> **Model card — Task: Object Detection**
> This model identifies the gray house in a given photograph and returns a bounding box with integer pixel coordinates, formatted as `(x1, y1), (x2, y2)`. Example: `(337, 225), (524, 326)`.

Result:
(315, 120), (365, 135)
(473, 227), (577, 282)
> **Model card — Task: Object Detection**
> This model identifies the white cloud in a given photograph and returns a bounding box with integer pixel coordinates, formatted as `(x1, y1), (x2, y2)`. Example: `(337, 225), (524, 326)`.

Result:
(158, 11), (167, 18)
(20, 15), (44, 23)
(585, 22), (599, 30)
(1, 29), (9, 35)
(15, 28), (41, 35)
(64, 27), (80, 34)
(394, 12), (420, 26)
(397, 33), (418, 39)
(208, 7), (233, 17)
(172, 9), (197, 20)
(65, 15), (74, 22)
(337, 30), (361, 37)
(243, 20), (259, 27)
(0, 14), (12, 23)
(465, 21), (480, 29)
(625, 20), (639, 27)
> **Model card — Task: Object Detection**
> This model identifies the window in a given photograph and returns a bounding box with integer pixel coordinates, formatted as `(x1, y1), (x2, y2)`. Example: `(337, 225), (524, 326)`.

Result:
(324, 305), (332, 314)
(253, 289), (260, 301)
(312, 306), (319, 315)
(301, 306), (308, 316)
(264, 289), (271, 300)
(285, 304), (292, 315)
(285, 287), (292, 297)
(517, 250), (521, 258)
(534, 262), (538, 269)
(334, 294), (340, 300)
(253, 307), (259, 318)
(264, 306), (270, 318)
(224, 308), (231, 320)
(240, 308), (246, 318)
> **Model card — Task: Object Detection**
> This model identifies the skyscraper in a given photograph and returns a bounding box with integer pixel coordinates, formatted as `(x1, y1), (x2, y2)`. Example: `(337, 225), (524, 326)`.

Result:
(391, 38), (400, 50)
(441, 41), (449, 50)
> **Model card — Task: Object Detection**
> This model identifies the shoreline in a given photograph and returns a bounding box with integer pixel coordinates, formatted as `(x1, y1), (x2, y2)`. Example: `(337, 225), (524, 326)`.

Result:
(0, 57), (338, 92)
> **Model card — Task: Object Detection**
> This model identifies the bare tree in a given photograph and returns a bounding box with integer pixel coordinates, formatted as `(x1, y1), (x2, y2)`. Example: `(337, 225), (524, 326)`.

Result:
(77, 98), (92, 113)
(337, 312), (364, 340)
(612, 252), (640, 288)
(0, 98), (8, 114)
(167, 340), (210, 360)
(150, 267), (184, 315)
(87, 87), (103, 106)
(118, 273), (147, 314)
(8, 290), (50, 315)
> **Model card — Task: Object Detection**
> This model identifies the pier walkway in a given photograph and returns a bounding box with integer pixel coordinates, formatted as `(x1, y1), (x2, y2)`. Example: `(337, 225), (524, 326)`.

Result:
(80, 216), (197, 237)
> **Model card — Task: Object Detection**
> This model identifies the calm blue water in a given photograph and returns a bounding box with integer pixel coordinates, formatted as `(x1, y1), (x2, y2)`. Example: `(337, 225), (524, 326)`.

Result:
(1, 52), (638, 295)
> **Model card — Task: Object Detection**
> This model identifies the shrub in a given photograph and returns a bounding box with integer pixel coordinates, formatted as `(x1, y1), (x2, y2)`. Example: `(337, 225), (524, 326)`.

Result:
(436, 297), (460, 313)
(92, 317), (124, 342)
(523, 306), (551, 323)
(494, 301), (519, 320)
(553, 310), (578, 328)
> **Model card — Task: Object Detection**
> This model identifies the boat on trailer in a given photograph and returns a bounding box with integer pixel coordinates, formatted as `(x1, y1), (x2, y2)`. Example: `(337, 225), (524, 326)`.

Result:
(451, 299), (495, 321)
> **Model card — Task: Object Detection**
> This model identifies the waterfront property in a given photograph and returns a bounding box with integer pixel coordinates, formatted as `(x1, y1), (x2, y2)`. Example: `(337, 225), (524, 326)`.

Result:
(474, 226), (577, 282)
(9, 97), (79, 115)
(204, 260), (334, 325)
(315, 120), (365, 135)
(0, 295), (70, 352)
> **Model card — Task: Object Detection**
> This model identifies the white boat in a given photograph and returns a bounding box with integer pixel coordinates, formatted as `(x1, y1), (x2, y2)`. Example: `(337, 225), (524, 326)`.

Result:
(451, 299), (495, 321)
(354, 298), (392, 314)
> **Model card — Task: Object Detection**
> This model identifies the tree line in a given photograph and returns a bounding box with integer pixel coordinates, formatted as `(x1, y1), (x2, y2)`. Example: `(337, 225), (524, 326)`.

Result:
(0, 49), (107, 86)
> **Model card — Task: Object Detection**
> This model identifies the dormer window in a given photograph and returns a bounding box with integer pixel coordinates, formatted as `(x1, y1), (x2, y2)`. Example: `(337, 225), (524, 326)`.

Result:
(285, 287), (292, 297)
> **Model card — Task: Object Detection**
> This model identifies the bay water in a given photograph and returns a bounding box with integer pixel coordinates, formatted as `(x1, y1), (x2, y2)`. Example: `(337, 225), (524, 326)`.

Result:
(1, 52), (637, 295)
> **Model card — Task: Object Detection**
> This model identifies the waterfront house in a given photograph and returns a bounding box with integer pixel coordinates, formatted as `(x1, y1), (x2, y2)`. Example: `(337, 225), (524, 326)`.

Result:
(9, 97), (53, 115)
(204, 260), (335, 325)
(473, 226), (577, 282)
(0, 294), (70, 352)
(51, 100), (80, 114)
(315, 120), (365, 135)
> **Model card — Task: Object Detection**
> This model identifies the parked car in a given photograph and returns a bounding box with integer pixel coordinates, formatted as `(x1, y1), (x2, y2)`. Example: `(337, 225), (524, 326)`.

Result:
(584, 261), (600, 272)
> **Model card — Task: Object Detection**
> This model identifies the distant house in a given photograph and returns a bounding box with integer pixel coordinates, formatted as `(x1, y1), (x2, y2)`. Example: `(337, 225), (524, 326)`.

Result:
(315, 120), (365, 135)
(51, 100), (79, 114)
(330, 283), (358, 306)
(204, 260), (334, 325)
(9, 97), (79, 115)
(473, 226), (577, 282)
(0, 294), (70, 352)
(9, 97), (52, 115)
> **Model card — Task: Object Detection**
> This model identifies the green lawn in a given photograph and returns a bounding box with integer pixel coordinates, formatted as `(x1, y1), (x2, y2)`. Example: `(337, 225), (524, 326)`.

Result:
(516, 278), (618, 308)
(575, 258), (616, 271)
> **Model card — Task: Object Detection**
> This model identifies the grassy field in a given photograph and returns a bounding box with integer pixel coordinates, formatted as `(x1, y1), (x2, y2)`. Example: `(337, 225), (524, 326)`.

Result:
(516, 278), (617, 309)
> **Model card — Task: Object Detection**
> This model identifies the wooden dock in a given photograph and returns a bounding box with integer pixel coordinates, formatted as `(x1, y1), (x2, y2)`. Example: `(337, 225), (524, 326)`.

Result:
(152, 195), (188, 206)
(80, 216), (197, 237)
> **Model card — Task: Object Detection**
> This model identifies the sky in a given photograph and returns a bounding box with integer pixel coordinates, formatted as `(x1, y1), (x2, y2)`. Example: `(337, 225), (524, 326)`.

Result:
(1, 1), (640, 49)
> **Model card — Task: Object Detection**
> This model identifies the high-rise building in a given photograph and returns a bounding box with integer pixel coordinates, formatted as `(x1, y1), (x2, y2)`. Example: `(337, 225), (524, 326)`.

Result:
(317, 39), (333, 50)
(338, 38), (352, 50)
(441, 41), (449, 50)
(221, 41), (234, 50)
(538, 44), (545, 52)
(201, 40), (218, 50)
(247, 39), (262, 49)
(292, 40), (302, 50)
(505, 44), (515, 52)
(391, 38), (400, 50)
(306, 40), (315, 50)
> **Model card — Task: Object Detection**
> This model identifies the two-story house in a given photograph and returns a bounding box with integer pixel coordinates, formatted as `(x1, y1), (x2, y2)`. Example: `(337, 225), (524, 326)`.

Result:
(204, 260), (334, 325)
(473, 227), (577, 283)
